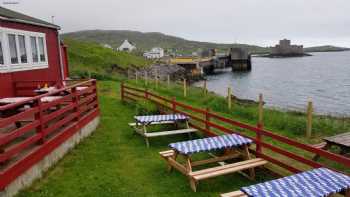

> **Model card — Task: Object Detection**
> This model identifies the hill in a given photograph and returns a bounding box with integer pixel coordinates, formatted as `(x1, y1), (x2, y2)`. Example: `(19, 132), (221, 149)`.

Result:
(63, 30), (349, 55)
(304, 45), (350, 53)
(64, 38), (152, 79)
(62, 30), (269, 54)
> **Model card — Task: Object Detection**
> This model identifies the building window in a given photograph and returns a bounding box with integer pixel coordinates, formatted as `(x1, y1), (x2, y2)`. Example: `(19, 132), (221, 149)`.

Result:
(0, 38), (3, 65)
(30, 36), (39, 63)
(0, 27), (48, 73)
(8, 34), (19, 64)
(18, 35), (28, 63)
(38, 37), (46, 62)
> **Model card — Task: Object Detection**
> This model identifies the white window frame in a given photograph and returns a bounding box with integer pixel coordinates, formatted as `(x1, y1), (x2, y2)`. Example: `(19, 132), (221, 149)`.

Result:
(0, 27), (48, 73)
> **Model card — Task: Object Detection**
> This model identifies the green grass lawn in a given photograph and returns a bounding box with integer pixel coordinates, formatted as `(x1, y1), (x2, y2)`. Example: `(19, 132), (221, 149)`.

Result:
(18, 81), (272, 197)
(17, 79), (350, 196)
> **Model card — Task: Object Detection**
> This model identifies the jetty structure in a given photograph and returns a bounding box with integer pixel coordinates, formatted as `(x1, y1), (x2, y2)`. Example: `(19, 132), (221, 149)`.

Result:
(169, 47), (251, 76)
(267, 39), (310, 57)
(0, 6), (100, 196)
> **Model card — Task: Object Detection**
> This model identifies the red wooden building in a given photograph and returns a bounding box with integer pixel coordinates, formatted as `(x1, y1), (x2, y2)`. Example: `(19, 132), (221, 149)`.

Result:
(0, 6), (69, 98)
(0, 7), (99, 196)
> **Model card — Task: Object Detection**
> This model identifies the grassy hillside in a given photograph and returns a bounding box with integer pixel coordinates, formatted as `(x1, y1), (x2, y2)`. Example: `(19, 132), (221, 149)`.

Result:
(63, 30), (269, 54)
(65, 38), (152, 80)
(63, 30), (350, 55)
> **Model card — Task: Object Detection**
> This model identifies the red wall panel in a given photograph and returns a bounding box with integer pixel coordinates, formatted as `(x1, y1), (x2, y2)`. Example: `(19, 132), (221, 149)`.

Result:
(0, 20), (63, 98)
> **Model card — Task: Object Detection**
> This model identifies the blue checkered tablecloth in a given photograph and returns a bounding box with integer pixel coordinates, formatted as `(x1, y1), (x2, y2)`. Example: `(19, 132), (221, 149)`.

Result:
(169, 133), (253, 155)
(135, 114), (188, 124)
(241, 168), (350, 197)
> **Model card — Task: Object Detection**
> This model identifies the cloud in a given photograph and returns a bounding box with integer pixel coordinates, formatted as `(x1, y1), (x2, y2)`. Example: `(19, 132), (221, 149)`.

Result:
(4, 0), (350, 47)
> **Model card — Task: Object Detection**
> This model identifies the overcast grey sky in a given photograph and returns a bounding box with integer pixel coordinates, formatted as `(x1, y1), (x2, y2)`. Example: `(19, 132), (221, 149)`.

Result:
(3, 0), (350, 47)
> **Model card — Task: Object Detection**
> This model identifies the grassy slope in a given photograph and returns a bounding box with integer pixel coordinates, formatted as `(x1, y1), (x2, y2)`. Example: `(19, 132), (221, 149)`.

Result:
(65, 38), (152, 79)
(17, 79), (350, 196)
(18, 81), (271, 197)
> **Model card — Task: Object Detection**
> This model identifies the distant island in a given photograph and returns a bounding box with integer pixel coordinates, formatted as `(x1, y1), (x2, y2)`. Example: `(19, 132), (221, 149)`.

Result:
(304, 45), (350, 53)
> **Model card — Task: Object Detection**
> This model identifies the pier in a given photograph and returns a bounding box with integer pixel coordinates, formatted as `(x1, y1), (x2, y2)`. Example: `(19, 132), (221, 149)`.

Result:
(170, 48), (251, 75)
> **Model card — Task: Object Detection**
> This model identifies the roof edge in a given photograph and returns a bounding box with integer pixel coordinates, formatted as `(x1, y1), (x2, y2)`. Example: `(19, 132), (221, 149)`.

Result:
(1, 16), (61, 30)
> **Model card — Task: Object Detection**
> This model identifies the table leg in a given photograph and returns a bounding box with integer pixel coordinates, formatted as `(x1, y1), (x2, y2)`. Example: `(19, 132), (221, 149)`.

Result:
(185, 120), (192, 139)
(345, 189), (350, 197)
(339, 147), (349, 155)
(312, 143), (331, 161)
(243, 145), (255, 180)
(143, 125), (150, 148)
(185, 156), (197, 192)
(167, 151), (178, 172)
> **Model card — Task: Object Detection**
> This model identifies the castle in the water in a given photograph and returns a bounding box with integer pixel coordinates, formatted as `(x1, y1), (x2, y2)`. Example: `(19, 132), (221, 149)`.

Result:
(271, 39), (304, 56)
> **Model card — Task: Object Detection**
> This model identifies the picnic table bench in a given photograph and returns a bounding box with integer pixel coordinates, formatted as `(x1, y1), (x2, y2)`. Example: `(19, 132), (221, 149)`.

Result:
(0, 96), (63, 128)
(221, 167), (350, 197)
(313, 132), (350, 160)
(160, 133), (268, 192)
(128, 114), (197, 147)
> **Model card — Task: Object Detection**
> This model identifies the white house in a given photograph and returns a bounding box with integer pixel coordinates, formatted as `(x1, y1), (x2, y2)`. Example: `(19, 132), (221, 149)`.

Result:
(102, 44), (113, 49)
(143, 47), (164, 59)
(118, 40), (136, 52)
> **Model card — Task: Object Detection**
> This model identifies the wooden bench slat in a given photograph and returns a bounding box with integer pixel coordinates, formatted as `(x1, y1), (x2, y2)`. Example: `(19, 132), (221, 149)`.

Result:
(190, 158), (267, 181)
(160, 150), (175, 158)
(190, 158), (265, 176)
(128, 121), (175, 127)
(144, 128), (197, 138)
(191, 153), (241, 167)
(311, 142), (327, 149)
(220, 191), (248, 197)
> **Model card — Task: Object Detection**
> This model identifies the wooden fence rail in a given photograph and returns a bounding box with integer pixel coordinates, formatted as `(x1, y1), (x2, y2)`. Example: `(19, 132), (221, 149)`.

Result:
(121, 83), (350, 175)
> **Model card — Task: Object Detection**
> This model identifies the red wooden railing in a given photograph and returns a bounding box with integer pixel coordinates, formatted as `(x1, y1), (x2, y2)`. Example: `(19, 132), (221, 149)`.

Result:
(121, 83), (350, 175)
(0, 79), (100, 190)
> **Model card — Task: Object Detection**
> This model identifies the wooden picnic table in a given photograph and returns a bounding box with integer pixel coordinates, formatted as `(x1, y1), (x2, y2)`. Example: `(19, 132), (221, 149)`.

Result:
(160, 134), (268, 192)
(0, 96), (62, 105)
(323, 132), (350, 155)
(34, 87), (57, 94)
(221, 167), (350, 197)
(0, 96), (63, 128)
(129, 114), (197, 147)
(313, 132), (350, 161)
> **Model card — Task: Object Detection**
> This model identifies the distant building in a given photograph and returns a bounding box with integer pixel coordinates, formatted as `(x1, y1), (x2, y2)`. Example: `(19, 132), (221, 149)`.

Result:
(118, 40), (136, 52)
(143, 47), (164, 59)
(102, 44), (113, 49)
(271, 39), (304, 55)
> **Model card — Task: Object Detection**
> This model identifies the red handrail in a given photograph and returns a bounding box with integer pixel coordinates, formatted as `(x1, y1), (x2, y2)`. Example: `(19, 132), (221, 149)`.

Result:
(0, 79), (100, 190)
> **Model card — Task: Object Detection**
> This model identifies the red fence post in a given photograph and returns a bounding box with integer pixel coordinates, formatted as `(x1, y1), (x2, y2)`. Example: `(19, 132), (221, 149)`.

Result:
(172, 97), (176, 113)
(145, 89), (149, 99)
(35, 99), (45, 144)
(256, 125), (263, 155)
(92, 80), (99, 108)
(205, 108), (210, 132)
(72, 87), (80, 121)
